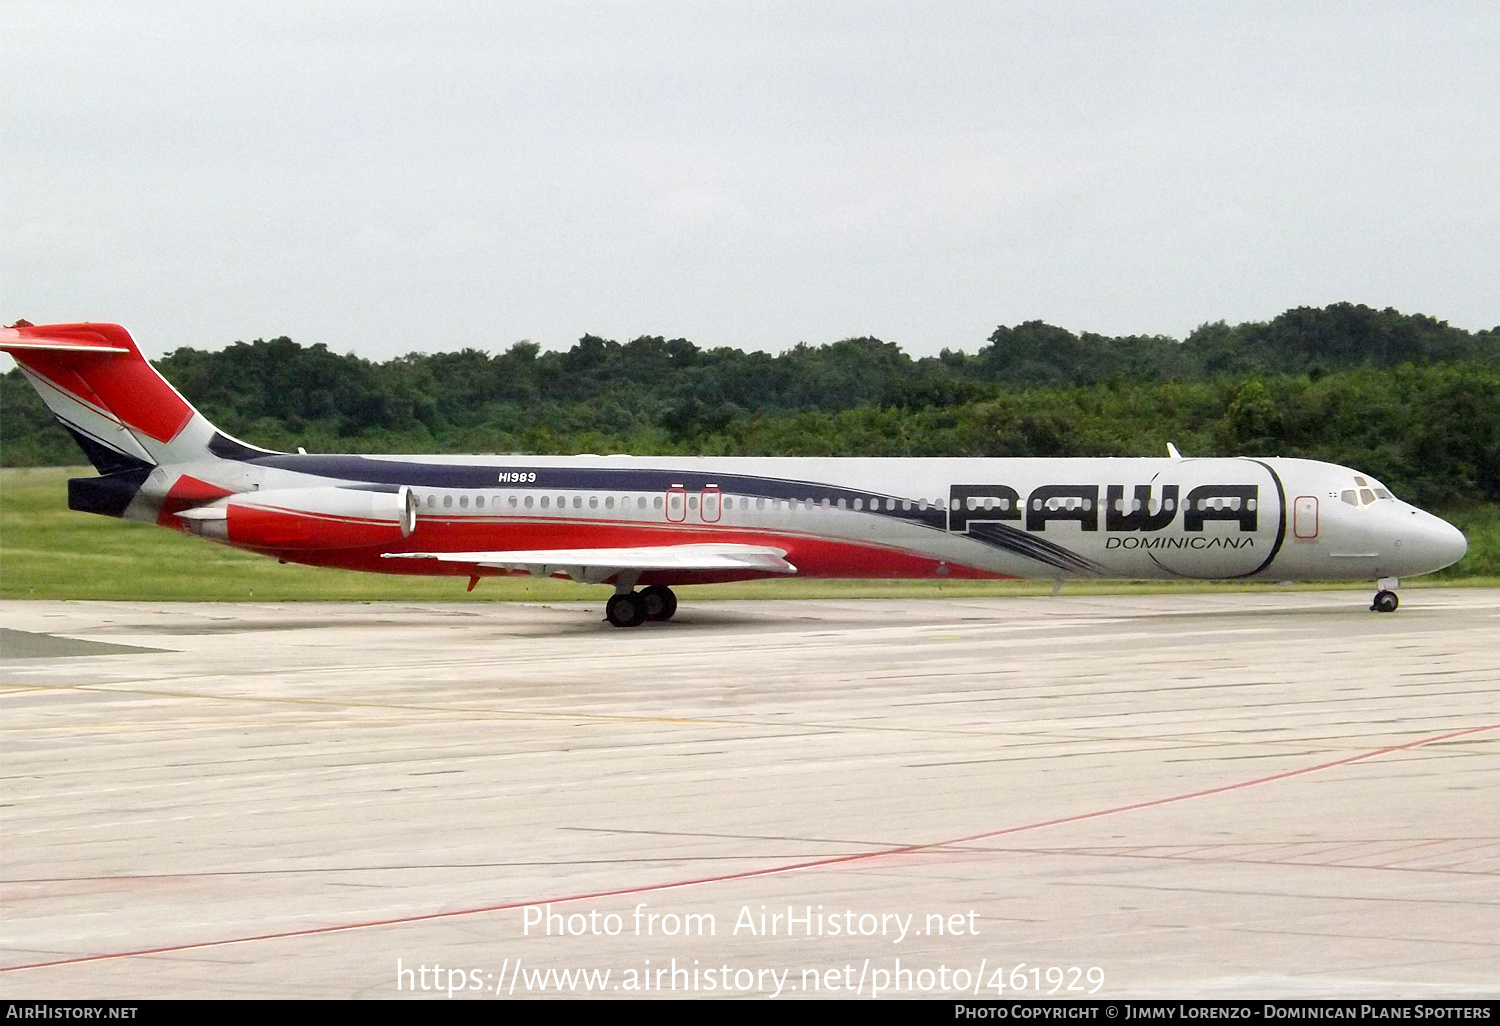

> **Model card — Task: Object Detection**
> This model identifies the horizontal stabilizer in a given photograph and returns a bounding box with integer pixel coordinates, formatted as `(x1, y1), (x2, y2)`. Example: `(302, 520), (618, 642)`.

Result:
(383, 543), (797, 584)
(0, 325), (131, 354)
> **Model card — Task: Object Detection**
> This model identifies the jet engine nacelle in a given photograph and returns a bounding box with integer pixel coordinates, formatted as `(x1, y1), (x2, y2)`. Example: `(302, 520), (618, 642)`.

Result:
(177, 485), (417, 549)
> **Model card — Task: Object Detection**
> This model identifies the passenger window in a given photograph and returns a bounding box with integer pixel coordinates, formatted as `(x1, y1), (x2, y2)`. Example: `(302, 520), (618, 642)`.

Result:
(427, 495), (436, 508)
(443, 495), (453, 508)
(688, 495), (698, 510)
(1246, 499), (1256, 511)
(509, 495), (518, 508)
(475, 495), (484, 508)
(524, 495), (533, 509)
(572, 496), (581, 509)
(853, 498), (863, 511)
(918, 498), (929, 511)
(605, 496), (614, 509)
(653, 496), (663, 509)
(557, 495), (565, 507)
(589, 496), (598, 508)
(837, 498), (847, 509)
(639, 496), (648, 509)
(821, 498), (830, 510)
(459, 495), (469, 508)
(540, 496), (549, 509)
(757, 498), (766, 510)
(1164, 498), (1175, 511)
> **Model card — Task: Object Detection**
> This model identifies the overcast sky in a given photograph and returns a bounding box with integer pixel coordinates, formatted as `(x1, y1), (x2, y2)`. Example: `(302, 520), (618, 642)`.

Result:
(4, 1), (1497, 360)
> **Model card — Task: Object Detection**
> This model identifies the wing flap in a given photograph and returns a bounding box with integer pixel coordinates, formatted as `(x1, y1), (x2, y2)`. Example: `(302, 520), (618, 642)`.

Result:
(383, 543), (796, 583)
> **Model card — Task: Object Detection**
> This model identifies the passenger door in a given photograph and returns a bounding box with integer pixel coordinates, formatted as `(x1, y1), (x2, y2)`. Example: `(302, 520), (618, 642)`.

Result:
(666, 485), (687, 523)
(1293, 495), (1319, 539)
(700, 485), (721, 523)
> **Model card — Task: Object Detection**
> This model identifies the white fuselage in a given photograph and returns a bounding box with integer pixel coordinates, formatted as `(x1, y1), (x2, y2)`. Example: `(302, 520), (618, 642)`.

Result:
(145, 451), (1468, 584)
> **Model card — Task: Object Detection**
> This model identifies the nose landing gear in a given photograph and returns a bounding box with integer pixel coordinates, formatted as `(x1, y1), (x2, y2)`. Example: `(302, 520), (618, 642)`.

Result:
(605, 585), (678, 628)
(1370, 577), (1400, 613)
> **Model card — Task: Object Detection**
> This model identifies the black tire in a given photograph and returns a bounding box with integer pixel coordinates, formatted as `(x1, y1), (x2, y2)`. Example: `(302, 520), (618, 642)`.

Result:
(605, 593), (647, 628)
(640, 585), (678, 621)
(1371, 590), (1399, 613)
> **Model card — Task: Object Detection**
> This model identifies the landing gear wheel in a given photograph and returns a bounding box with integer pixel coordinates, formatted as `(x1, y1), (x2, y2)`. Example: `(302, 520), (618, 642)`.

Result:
(605, 592), (647, 628)
(1371, 590), (1399, 613)
(640, 585), (678, 621)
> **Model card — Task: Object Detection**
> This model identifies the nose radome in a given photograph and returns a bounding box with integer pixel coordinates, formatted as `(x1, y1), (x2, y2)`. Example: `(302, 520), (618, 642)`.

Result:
(1433, 517), (1468, 569)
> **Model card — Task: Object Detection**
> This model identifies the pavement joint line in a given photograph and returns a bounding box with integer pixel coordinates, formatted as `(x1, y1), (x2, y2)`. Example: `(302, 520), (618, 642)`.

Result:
(26, 675), (1500, 749)
(2, 718), (1494, 975)
(1225, 927), (1500, 950)
(12, 682), (1294, 743)
(936, 847), (1500, 878)
(1051, 881), (1500, 907)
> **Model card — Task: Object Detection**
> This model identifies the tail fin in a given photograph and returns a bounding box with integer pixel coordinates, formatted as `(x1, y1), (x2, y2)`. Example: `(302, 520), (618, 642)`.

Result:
(2, 321), (229, 470)
(2, 322), (270, 518)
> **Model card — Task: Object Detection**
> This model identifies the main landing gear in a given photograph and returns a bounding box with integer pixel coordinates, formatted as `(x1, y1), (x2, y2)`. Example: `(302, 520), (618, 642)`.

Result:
(1371, 577), (1400, 613)
(605, 585), (678, 628)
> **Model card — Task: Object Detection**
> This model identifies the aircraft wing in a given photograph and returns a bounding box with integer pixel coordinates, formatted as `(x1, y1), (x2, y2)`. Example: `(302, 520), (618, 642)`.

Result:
(382, 543), (796, 584)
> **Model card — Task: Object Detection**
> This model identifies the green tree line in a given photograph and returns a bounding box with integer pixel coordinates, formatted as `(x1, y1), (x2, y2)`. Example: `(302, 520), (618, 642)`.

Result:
(4, 303), (1497, 507)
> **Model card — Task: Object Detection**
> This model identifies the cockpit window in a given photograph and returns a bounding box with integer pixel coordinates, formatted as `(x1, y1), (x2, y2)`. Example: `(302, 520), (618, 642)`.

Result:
(1343, 478), (1396, 507)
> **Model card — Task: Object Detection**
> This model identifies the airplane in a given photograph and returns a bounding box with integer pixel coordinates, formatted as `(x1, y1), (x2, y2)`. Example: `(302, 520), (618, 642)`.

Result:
(2, 321), (1469, 627)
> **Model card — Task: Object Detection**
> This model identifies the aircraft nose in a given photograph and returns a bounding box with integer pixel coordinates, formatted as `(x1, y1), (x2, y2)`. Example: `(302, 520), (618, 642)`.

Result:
(1390, 507), (1469, 576)
(1431, 516), (1468, 569)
